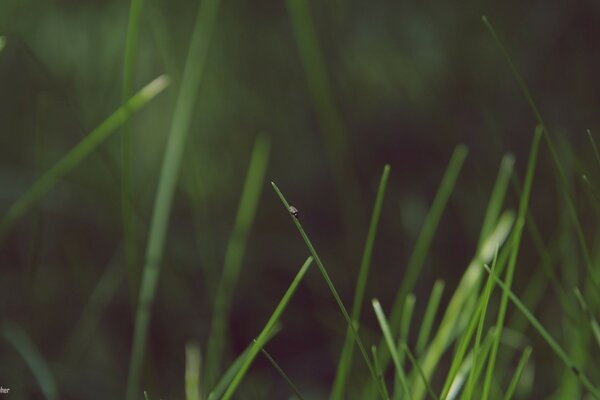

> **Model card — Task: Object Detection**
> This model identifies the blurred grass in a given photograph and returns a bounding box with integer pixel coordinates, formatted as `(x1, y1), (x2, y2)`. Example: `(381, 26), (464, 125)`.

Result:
(125, 0), (222, 398)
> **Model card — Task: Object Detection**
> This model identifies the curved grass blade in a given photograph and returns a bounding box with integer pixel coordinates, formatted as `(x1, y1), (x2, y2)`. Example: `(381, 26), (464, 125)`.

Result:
(0, 75), (169, 240)
(331, 164), (390, 400)
(481, 125), (542, 400)
(258, 343), (306, 400)
(372, 299), (410, 400)
(271, 182), (386, 399)
(220, 257), (313, 400)
(3, 322), (58, 400)
(126, 0), (222, 398)
(483, 265), (600, 398)
(205, 134), (271, 388)
(502, 346), (532, 400)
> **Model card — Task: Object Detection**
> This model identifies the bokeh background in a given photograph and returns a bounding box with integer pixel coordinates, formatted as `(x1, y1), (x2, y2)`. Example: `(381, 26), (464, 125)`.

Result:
(1, 0), (600, 399)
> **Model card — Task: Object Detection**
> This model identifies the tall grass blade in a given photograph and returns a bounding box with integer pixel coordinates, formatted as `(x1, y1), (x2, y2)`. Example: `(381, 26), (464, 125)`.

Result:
(271, 182), (386, 398)
(481, 125), (542, 400)
(0, 75), (169, 239)
(205, 134), (271, 388)
(371, 345), (391, 400)
(331, 164), (390, 400)
(220, 257), (313, 400)
(403, 343), (439, 400)
(121, 0), (146, 304)
(125, 0), (222, 398)
(483, 265), (600, 398)
(372, 299), (410, 400)
(3, 322), (59, 400)
(258, 343), (306, 400)
(574, 288), (600, 349)
(502, 346), (532, 400)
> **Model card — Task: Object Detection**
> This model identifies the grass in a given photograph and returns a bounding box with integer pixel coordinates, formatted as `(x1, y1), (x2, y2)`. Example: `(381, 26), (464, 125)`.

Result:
(125, 0), (222, 398)
(5, 5), (600, 400)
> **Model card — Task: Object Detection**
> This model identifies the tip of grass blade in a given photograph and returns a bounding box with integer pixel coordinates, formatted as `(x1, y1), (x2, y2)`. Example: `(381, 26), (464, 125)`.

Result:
(140, 74), (171, 99)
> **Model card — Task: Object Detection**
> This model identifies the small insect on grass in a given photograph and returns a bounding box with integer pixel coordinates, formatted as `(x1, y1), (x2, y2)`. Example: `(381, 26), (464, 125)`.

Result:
(289, 206), (299, 219)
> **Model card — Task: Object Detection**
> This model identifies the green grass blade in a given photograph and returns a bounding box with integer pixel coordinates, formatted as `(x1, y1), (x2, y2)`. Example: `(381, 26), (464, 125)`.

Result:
(440, 254), (499, 400)
(258, 343), (306, 400)
(144, 391), (150, 400)
(372, 299), (410, 400)
(185, 342), (202, 400)
(271, 182), (385, 398)
(388, 145), (468, 335)
(416, 280), (445, 354)
(411, 210), (514, 400)
(477, 155), (515, 250)
(207, 325), (281, 400)
(0, 36), (5, 52)
(449, 329), (496, 400)
(3, 322), (59, 400)
(482, 15), (600, 293)
(481, 125), (542, 400)
(502, 346), (532, 400)
(392, 294), (416, 400)
(574, 288), (600, 349)
(371, 345), (391, 400)
(483, 265), (600, 398)
(220, 257), (313, 400)
(0, 75), (169, 239)
(403, 343), (439, 400)
(121, 0), (146, 306)
(125, 0), (222, 398)
(331, 164), (390, 400)
(285, 0), (361, 232)
(205, 134), (271, 388)
(463, 249), (499, 400)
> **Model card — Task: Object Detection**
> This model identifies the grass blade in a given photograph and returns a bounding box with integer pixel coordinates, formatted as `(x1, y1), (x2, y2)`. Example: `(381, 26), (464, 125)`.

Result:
(502, 346), (532, 400)
(403, 343), (439, 400)
(272, 182), (386, 398)
(205, 134), (271, 388)
(574, 288), (600, 349)
(0, 75), (169, 239)
(258, 343), (306, 400)
(125, 0), (222, 398)
(481, 125), (542, 400)
(221, 257), (313, 400)
(207, 325), (281, 400)
(587, 129), (600, 168)
(121, 0), (146, 305)
(3, 322), (59, 400)
(371, 345), (391, 400)
(372, 299), (410, 399)
(286, 0), (362, 233)
(483, 265), (600, 398)
(482, 15), (600, 294)
(411, 209), (514, 400)
(415, 280), (445, 354)
(331, 164), (390, 400)
(185, 342), (202, 400)
(388, 145), (468, 336)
